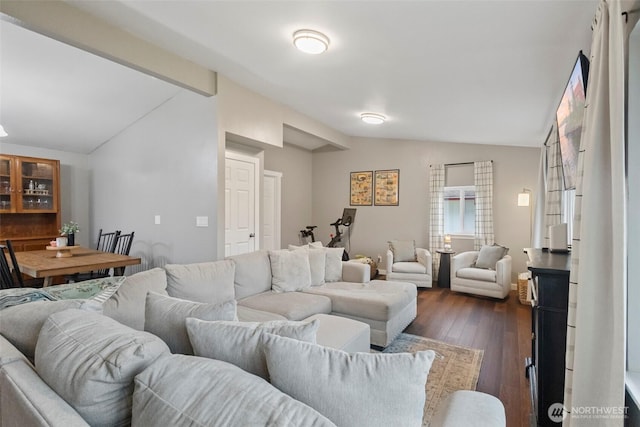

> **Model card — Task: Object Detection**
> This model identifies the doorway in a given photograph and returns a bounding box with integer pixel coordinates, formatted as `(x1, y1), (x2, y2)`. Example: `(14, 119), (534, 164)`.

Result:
(224, 152), (260, 256)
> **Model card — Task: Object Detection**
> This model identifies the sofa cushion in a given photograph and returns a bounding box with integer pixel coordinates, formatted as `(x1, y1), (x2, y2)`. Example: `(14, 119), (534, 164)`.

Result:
(269, 249), (312, 292)
(227, 250), (272, 299)
(392, 261), (427, 274)
(103, 268), (168, 330)
(430, 390), (506, 427)
(35, 309), (169, 427)
(456, 267), (497, 282)
(165, 260), (235, 304)
(389, 239), (417, 262)
(238, 291), (331, 320)
(303, 280), (416, 321)
(144, 292), (237, 355)
(132, 354), (336, 427)
(474, 244), (508, 270)
(186, 318), (318, 379)
(0, 299), (87, 361)
(324, 247), (344, 282)
(237, 305), (287, 322)
(262, 333), (435, 427)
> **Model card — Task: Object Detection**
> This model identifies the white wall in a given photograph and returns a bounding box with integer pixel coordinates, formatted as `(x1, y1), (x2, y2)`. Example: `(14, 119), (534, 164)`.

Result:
(0, 142), (90, 246)
(312, 137), (541, 281)
(263, 143), (313, 248)
(89, 90), (218, 270)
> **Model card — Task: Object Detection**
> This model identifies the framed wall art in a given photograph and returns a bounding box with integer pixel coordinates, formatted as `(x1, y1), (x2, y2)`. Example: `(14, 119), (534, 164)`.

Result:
(374, 169), (399, 206)
(350, 171), (373, 206)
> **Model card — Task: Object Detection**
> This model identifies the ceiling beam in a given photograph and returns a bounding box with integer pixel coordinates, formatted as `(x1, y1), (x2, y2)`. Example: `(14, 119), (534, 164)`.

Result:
(0, 0), (216, 97)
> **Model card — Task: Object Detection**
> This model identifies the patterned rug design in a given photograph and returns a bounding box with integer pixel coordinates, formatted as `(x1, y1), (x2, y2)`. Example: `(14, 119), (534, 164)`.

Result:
(382, 333), (484, 426)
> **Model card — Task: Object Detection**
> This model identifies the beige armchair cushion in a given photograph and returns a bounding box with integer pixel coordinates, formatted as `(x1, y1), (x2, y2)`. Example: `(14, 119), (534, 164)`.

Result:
(456, 268), (497, 282)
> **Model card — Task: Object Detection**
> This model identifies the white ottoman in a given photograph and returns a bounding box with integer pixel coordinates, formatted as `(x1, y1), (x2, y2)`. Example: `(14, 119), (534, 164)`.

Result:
(430, 390), (506, 427)
(305, 313), (370, 353)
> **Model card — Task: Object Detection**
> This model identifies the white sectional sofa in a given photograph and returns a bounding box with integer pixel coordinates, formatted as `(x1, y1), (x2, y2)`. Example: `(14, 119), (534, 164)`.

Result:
(226, 249), (417, 347)
(0, 248), (506, 426)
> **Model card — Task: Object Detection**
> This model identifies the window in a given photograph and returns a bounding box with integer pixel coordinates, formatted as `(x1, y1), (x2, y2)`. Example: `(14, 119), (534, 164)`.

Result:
(444, 186), (475, 235)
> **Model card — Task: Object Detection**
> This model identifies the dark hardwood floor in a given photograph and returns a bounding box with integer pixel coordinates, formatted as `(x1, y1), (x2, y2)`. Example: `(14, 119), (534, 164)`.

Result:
(404, 287), (532, 427)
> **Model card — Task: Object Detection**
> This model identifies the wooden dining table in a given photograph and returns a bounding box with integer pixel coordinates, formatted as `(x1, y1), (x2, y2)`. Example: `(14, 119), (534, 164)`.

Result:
(13, 247), (141, 286)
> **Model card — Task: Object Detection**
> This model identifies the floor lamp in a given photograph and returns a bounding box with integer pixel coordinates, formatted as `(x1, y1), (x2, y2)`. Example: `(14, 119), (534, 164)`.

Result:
(518, 188), (532, 248)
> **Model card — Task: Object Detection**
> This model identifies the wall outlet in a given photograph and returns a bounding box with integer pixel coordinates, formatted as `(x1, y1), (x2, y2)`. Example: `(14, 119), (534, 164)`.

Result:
(196, 216), (208, 227)
(154, 215), (161, 225)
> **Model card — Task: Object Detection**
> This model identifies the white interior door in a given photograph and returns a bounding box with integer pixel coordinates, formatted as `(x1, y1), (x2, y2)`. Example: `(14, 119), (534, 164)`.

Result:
(263, 170), (282, 251)
(225, 152), (259, 257)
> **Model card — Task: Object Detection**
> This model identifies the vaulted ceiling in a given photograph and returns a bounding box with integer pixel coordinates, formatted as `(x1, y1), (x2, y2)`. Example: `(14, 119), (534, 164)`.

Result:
(1, 1), (598, 153)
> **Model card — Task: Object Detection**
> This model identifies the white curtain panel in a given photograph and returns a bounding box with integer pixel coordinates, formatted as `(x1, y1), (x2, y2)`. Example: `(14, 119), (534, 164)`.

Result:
(544, 124), (563, 248)
(562, 1), (636, 425)
(532, 127), (551, 248)
(473, 161), (494, 250)
(429, 165), (445, 279)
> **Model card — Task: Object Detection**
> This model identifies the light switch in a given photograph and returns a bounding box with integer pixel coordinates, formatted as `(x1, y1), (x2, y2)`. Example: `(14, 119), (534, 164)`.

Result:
(196, 216), (208, 227)
(154, 215), (161, 225)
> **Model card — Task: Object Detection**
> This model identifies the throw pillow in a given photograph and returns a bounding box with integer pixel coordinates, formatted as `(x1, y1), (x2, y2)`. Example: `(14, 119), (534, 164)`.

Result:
(103, 267), (168, 330)
(144, 292), (237, 355)
(0, 299), (87, 361)
(290, 247), (326, 286)
(186, 318), (318, 379)
(35, 309), (169, 427)
(262, 333), (435, 427)
(388, 240), (417, 262)
(132, 354), (336, 427)
(324, 247), (344, 282)
(269, 249), (312, 292)
(164, 260), (235, 305)
(475, 244), (509, 270)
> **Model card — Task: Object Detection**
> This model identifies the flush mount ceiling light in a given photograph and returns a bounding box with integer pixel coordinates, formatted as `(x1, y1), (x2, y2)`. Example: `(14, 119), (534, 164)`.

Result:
(360, 113), (386, 125)
(293, 29), (329, 54)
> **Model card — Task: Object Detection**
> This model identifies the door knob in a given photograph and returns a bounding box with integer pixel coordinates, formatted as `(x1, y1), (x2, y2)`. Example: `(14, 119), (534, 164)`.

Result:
(249, 233), (255, 238)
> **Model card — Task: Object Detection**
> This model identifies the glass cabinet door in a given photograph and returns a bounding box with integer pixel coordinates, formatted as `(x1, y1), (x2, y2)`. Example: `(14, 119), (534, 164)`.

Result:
(17, 158), (58, 213)
(0, 156), (13, 212)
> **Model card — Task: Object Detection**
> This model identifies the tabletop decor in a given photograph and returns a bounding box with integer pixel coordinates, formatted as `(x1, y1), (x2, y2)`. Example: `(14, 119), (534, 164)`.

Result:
(60, 221), (80, 246)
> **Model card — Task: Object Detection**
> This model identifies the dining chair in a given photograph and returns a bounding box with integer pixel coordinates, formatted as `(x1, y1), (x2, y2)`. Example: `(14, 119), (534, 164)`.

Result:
(96, 229), (121, 254)
(1, 240), (44, 288)
(67, 229), (121, 282)
(0, 245), (17, 289)
(113, 231), (135, 276)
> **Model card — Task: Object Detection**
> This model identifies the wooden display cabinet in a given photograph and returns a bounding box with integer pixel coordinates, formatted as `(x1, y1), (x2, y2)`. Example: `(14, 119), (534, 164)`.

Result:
(0, 155), (61, 251)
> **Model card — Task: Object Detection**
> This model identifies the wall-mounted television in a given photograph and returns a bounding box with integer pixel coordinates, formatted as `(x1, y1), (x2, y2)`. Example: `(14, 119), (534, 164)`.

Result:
(556, 51), (589, 190)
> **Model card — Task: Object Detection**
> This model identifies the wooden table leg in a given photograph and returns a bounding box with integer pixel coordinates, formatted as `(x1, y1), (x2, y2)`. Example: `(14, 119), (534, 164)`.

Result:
(43, 277), (52, 287)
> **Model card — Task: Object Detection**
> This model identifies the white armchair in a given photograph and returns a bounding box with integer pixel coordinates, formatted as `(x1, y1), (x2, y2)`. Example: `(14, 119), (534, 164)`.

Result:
(450, 251), (511, 299)
(386, 247), (433, 288)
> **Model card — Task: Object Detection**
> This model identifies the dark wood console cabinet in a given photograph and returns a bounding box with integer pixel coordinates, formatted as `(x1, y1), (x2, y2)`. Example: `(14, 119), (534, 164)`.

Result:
(524, 248), (571, 426)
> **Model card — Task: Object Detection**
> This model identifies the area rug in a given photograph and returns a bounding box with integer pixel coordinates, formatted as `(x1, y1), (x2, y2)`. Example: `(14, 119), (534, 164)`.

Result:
(381, 333), (484, 426)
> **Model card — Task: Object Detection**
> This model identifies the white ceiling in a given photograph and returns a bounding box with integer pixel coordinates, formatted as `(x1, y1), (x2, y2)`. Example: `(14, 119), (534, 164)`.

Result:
(1, 1), (598, 153)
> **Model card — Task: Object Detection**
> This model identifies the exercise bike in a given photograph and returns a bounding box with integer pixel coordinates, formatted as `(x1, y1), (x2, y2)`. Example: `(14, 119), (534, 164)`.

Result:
(327, 208), (356, 261)
(299, 225), (317, 244)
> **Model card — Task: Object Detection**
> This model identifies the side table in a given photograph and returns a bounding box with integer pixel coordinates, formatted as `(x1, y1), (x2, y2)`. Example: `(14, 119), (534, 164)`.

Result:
(436, 249), (456, 288)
